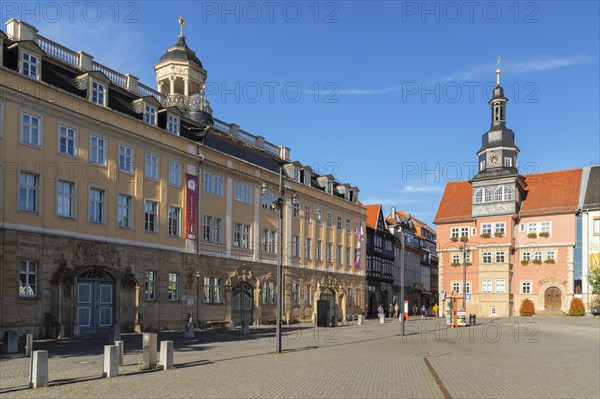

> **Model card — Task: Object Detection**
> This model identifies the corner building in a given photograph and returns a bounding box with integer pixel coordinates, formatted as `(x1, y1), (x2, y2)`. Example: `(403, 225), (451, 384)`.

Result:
(0, 19), (366, 338)
(435, 69), (586, 317)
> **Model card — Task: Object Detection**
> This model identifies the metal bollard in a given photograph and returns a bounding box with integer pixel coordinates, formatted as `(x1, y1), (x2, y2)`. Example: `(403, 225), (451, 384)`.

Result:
(114, 340), (124, 366)
(25, 334), (34, 357)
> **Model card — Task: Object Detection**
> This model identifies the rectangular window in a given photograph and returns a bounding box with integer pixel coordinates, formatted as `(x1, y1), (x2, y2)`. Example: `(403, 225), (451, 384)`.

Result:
(534, 251), (543, 261)
(293, 201), (300, 218)
(204, 172), (223, 196)
(519, 223), (526, 233)
(305, 238), (312, 259)
(495, 251), (505, 263)
(59, 125), (77, 156)
(522, 252), (531, 261)
(346, 247), (351, 266)
(22, 52), (39, 79)
(482, 252), (492, 264)
(293, 236), (300, 257)
(452, 282), (460, 293)
(521, 281), (532, 294)
(91, 81), (106, 106)
(293, 283), (299, 305)
(504, 157), (512, 167)
(480, 161), (485, 171)
(90, 136), (106, 165)
(482, 279), (492, 293)
(316, 209), (323, 225)
(494, 223), (505, 235)
(347, 288), (352, 306)
(326, 243), (333, 263)
(145, 153), (159, 180)
(145, 104), (157, 125)
(168, 273), (179, 301)
(546, 251), (556, 261)
(234, 223), (251, 249)
(304, 205), (312, 222)
(204, 277), (212, 303)
(57, 180), (75, 218)
(327, 212), (333, 228)
(19, 261), (37, 297)
(168, 206), (180, 236)
(495, 279), (506, 293)
(528, 223), (537, 234)
(306, 285), (312, 305)
(337, 215), (343, 230)
(452, 254), (460, 263)
(214, 278), (223, 303)
(491, 306), (496, 316)
(337, 245), (342, 264)
(21, 113), (41, 147)
(117, 194), (132, 228)
(460, 227), (469, 238)
(541, 222), (551, 235)
(144, 200), (158, 232)
(89, 188), (105, 223)
(203, 216), (222, 243)
(451, 227), (459, 239)
(594, 219), (600, 235)
(167, 114), (180, 135)
(316, 240), (323, 262)
(346, 218), (351, 233)
(118, 144), (134, 173)
(481, 223), (492, 235)
(168, 161), (181, 186)
(234, 182), (252, 204)
(145, 271), (156, 300)
(464, 282), (471, 294)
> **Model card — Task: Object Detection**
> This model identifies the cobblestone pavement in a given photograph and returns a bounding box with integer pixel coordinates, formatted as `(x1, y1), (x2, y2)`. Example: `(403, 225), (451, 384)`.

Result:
(1, 316), (598, 398)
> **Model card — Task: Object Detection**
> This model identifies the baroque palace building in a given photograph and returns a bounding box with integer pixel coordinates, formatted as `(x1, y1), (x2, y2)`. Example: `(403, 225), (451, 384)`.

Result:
(0, 19), (366, 338)
(435, 68), (596, 317)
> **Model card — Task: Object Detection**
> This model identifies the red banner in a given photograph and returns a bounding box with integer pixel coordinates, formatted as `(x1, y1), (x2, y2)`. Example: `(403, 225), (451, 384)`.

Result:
(185, 174), (198, 240)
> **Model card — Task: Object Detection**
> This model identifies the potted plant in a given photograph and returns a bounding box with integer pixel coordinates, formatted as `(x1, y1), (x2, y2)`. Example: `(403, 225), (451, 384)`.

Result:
(539, 232), (550, 238)
(521, 259), (530, 266)
(520, 299), (535, 316)
(494, 231), (505, 238)
(527, 233), (537, 239)
(450, 237), (458, 242)
(544, 259), (556, 264)
(532, 259), (542, 265)
(480, 233), (491, 239)
(450, 262), (461, 267)
(568, 298), (585, 316)
(460, 235), (469, 242)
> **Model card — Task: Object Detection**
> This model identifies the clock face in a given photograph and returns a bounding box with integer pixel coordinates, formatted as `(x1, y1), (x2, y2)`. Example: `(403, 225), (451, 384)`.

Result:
(488, 152), (501, 167)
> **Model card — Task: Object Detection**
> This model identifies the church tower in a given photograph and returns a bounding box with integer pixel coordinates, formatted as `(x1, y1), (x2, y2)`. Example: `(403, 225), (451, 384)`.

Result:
(471, 66), (525, 218)
(154, 17), (213, 126)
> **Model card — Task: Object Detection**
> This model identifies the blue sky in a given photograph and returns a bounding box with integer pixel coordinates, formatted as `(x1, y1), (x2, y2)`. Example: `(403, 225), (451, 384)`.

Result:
(8, 1), (599, 226)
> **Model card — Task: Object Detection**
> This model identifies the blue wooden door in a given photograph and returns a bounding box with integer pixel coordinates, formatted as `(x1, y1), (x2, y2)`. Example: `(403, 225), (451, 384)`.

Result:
(77, 279), (114, 334)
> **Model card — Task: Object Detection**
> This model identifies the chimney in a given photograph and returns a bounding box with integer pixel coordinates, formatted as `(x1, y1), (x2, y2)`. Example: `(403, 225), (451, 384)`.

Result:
(391, 206), (396, 219)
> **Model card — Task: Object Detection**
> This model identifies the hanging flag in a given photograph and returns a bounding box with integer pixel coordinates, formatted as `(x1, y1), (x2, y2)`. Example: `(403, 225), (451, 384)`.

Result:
(185, 174), (198, 240)
(354, 224), (364, 267)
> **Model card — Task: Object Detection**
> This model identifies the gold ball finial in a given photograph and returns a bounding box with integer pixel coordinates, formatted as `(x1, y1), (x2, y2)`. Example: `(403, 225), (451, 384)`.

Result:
(178, 16), (185, 36)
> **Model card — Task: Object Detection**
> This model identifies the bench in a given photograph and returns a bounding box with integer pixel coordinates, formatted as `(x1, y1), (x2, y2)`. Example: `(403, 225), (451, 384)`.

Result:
(204, 320), (229, 329)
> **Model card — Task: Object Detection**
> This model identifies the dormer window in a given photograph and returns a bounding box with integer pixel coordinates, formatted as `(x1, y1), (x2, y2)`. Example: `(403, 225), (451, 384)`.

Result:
(293, 167), (300, 182)
(504, 157), (512, 167)
(326, 181), (333, 195)
(91, 81), (106, 106)
(480, 161), (485, 171)
(167, 114), (180, 135)
(22, 52), (39, 79)
(303, 170), (311, 186)
(145, 104), (157, 126)
(475, 187), (493, 203)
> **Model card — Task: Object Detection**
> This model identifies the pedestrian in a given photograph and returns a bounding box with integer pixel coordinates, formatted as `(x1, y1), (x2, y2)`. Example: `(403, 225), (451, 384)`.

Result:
(377, 304), (384, 317)
(421, 305), (426, 319)
(394, 303), (399, 319)
(412, 304), (418, 316)
(389, 303), (393, 318)
(433, 303), (439, 317)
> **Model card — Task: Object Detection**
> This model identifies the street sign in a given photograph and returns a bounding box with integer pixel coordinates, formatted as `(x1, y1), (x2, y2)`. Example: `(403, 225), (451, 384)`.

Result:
(466, 294), (471, 301)
(440, 290), (446, 297)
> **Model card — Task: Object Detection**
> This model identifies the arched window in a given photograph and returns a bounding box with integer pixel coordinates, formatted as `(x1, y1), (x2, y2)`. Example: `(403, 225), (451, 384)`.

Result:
(475, 188), (483, 203)
(494, 186), (504, 201)
(504, 186), (514, 200)
(494, 186), (514, 201)
(484, 188), (492, 202)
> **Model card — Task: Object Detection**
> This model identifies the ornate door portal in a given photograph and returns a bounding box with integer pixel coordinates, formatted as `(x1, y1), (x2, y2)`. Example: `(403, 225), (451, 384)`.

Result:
(232, 282), (253, 326)
(76, 269), (115, 335)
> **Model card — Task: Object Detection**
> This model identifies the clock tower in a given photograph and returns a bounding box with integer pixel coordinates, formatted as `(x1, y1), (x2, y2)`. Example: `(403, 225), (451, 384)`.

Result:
(471, 68), (525, 218)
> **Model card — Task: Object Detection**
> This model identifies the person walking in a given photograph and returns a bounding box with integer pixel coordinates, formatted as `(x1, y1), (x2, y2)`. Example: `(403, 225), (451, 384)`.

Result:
(421, 304), (426, 319)
(412, 304), (418, 316)
(394, 303), (399, 319)
(433, 303), (439, 317)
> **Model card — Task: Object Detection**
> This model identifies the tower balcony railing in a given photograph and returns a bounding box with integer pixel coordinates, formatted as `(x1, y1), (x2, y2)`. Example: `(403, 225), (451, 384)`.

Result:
(165, 93), (212, 115)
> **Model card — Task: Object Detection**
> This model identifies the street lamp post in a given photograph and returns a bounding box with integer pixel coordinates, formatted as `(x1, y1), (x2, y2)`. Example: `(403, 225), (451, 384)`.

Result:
(196, 270), (201, 327)
(400, 230), (406, 336)
(262, 168), (296, 354)
(460, 239), (471, 310)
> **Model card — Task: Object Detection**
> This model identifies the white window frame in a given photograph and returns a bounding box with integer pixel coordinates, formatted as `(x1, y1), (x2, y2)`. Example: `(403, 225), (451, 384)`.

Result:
(203, 216), (222, 244)
(482, 279), (492, 293)
(18, 172), (39, 213)
(482, 252), (492, 264)
(305, 237), (312, 260)
(204, 172), (224, 197)
(118, 144), (134, 174)
(144, 271), (156, 300)
(504, 157), (512, 167)
(167, 114), (180, 135)
(316, 240), (323, 261)
(19, 260), (38, 297)
(57, 180), (75, 218)
(168, 206), (181, 237)
(541, 221), (552, 235)
(144, 104), (157, 126)
(481, 223), (492, 234)
(495, 279), (506, 293)
(168, 161), (182, 187)
(495, 251), (505, 263)
(144, 200), (159, 233)
(528, 223), (538, 234)
(168, 273), (179, 301)
(89, 135), (106, 166)
(145, 153), (159, 180)
(494, 223), (506, 235)
(21, 51), (39, 79)
(316, 209), (323, 225)
(521, 281), (532, 294)
(214, 278), (223, 303)
(21, 112), (42, 147)
(304, 205), (312, 222)
(91, 80), (106, 106)
(327, 212), (333, 228)
(89, 187), (105, 223)
(117, 194), (132, 228)
(204, 277), (213, 303)
(293, 201), (301, 218)
(234, 182), (252, 205)
(546, 250), (556, 261)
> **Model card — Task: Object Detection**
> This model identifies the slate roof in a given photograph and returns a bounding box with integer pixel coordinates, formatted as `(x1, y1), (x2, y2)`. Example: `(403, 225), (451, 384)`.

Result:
(583, 166), (600, 209)
(434, 169), (584, 224)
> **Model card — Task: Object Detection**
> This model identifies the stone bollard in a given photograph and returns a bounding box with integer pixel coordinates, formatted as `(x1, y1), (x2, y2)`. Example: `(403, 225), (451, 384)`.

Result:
(379, 314), (385, 324)
(114, 341), (124, 366)
(103, 345), (119, 378)
(142, 333), (157, 369)
(159, 341), (174, 370)
(25, 334), (34, 357)
(30, 350), (48, 388)
(184, 323), (194, 338)
(2, 331), (18, 354)
(357, 315), (363, 325)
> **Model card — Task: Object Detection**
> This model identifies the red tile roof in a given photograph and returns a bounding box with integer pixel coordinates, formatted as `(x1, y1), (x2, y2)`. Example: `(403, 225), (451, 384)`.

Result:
(434, 168), (583, 224)
(364, 204), (381, 229)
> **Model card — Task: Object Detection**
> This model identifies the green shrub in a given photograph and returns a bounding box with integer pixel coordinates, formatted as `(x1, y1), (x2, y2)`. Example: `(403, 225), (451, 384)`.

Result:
(520, 299), (535, 316)
(568, 298), (585, 316)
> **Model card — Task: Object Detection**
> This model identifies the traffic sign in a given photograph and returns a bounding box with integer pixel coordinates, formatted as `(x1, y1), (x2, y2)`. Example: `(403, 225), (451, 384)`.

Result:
(440, 290), (446, 296)
(466, 294), (471, 301)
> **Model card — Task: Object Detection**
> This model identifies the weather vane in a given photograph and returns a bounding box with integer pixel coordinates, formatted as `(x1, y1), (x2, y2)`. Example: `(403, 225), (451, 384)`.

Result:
(496, 56), (502, 85)
(179, 16), (185, 37)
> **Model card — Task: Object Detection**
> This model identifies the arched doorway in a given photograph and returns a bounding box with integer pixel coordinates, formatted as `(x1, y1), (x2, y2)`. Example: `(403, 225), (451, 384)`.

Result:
(381, 290), (389, 316)
(76, 268), (115, 335)
(232, 282), (253, 326)
(369, 292), (378, 318)
(317, 288), (336, 327)
(544, 287), (562, 309)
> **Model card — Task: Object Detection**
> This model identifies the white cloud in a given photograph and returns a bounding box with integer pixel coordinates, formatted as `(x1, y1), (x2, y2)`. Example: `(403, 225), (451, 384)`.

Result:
(402, 184), (443, 194)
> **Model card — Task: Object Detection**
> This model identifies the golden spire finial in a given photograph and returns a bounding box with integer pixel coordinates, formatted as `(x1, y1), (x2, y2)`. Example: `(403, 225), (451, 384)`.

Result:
(496, 56), (501, 86)
(178, 16), (185, 36)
